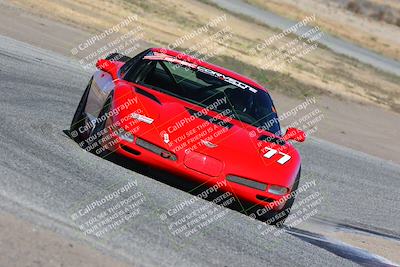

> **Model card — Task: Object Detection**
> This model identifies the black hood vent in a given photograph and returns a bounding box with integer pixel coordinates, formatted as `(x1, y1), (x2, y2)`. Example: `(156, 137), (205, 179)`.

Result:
(258, 135), (286, 146)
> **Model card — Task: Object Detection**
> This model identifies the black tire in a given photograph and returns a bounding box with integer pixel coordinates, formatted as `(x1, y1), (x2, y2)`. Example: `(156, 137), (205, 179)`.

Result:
(86, 94), (113, 156)
(257, 167), (301, 226)
(70, 77), (93, 143)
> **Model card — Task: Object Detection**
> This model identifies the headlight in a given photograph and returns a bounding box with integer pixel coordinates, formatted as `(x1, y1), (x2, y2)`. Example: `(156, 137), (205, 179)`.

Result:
(268, 185), (288, 195)
(113, 126), (134, 143)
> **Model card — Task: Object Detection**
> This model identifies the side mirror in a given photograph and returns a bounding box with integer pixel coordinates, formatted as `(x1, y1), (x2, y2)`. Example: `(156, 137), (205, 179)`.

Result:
(96, 59), (118, 80)
(283, 127), (306, 142)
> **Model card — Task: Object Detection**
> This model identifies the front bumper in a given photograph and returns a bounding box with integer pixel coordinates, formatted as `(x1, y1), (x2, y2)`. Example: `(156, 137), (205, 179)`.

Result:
(104, 130), (293, 211)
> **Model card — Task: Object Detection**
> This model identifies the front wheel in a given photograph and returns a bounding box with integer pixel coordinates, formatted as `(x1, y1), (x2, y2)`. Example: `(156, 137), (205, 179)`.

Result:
(257, 167), (301, 226)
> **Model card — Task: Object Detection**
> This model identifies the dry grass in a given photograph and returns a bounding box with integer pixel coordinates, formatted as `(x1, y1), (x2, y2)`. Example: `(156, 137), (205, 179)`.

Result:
(345, 0), (400, 26)
(246, 0), (400, 61)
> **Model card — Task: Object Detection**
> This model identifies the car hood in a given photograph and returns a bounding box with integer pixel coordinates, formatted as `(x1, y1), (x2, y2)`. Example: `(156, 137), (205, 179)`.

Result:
(115, 84), (301, 187)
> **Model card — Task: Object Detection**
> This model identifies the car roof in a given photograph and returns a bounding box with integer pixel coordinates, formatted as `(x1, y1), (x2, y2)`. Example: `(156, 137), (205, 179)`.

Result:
(151, 48), (267, 92)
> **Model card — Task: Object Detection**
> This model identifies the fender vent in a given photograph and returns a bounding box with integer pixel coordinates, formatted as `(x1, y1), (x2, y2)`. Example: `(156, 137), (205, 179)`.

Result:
(135, 88), (162, 105)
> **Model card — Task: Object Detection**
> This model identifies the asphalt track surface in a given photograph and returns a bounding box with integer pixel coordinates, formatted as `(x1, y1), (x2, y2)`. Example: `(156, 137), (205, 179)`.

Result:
(0, 35), (399, 266)
(210, 0), (400, 76)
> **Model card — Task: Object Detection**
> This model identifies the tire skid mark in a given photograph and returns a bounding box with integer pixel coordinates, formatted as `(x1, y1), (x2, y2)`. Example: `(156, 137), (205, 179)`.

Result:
(286, 218), (400, 266)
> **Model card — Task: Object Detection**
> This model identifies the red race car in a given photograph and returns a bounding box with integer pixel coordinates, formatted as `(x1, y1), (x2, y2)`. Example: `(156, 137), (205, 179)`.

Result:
(70, 48), (306, 225)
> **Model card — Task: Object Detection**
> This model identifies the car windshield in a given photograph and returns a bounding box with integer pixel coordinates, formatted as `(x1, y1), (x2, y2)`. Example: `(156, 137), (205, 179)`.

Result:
(125, 54), (281, 135)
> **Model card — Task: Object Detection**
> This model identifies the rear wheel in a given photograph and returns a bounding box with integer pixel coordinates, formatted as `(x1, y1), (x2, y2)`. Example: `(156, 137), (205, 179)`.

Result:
(85, 95), (113, 156)
(70, 77), (93, 143)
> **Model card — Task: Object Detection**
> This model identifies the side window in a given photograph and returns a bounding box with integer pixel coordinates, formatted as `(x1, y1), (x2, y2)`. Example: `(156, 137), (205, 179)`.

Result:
(134, 60), (156, 84)
(120, 49), (150, 80)
(142, 62), (176, 90)
(123, 59), (154, 83)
